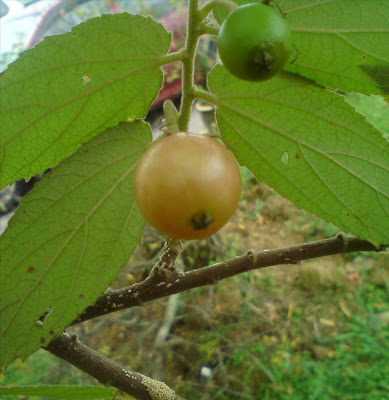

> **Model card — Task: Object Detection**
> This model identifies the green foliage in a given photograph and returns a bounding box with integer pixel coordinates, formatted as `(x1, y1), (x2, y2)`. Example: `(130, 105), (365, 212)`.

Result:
(214, 0), (389, 99)
(346, 93), (389, 140)
(0, 121), (150, 369)
(209, 65), (389, 245)
(0, 349), (95, 400)
(284, 0), (389, 99)
(191, 279), (389, 400)
(0, 13), (171, 187)
(259, 290), (389, 400)
(0, 385), (115, 399)
(1, 0), (389, 390)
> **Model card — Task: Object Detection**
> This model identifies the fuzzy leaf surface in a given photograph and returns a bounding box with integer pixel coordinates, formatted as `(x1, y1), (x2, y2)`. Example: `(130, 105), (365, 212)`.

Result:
(214, 0), (389, 98)
(0, 13), (170, 187)
(0, 121), (150, 369)
(209, 65), (389, 245)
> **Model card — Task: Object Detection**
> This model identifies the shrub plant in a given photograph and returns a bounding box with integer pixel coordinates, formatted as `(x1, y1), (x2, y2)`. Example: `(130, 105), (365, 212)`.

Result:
(1, 0), (388, 399)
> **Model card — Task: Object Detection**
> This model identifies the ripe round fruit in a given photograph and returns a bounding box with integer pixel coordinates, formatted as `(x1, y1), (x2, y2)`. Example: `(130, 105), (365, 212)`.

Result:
(134, 133), (242, 240)
(217, 3), (292, 81)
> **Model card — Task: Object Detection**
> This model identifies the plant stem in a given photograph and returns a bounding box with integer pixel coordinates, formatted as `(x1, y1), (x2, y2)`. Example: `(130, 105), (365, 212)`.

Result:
(158, 49), (186, 66)
(72, 234), (387, 325)
(178, 0), (200, 131)
(193, 87), (219, 105)
(200, 24), (219, 36)
(46, 333), (185, 400)
(199, 0), (237, 20)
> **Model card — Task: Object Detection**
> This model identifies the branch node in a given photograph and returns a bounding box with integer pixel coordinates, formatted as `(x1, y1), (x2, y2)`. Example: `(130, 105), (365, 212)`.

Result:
(336, 232), (348, 247)
(149, 238), (182, 282)
(69, 333), (78, 343)
(246, 249), (258, 266)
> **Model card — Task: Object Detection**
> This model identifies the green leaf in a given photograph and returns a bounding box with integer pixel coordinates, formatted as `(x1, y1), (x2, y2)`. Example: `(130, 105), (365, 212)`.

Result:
(283, 0), (389, 98)
(209, 65), (389, 245)
(213, 0), (389, 99)
(0, 13), (171, 187)
(345, 93), (389, 140)
(0, 121), (150, 369)
(0, 385), (116, 399)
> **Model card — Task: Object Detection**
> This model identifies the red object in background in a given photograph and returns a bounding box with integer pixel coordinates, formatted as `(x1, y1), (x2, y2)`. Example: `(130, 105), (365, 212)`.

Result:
(347, 272), (359, 281)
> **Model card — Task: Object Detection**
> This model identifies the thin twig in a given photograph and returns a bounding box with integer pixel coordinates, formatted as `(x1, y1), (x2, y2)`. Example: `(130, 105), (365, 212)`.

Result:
(199, 0), (237, 21)
(72, 234), (387, 325)
(148, 238), (182, 280)
(178, 0), (200, 131)
(200, 24), (219, 36)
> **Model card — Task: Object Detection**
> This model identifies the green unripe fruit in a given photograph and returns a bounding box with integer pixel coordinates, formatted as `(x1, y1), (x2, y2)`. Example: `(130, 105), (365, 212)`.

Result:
(217, 3), (292, 81)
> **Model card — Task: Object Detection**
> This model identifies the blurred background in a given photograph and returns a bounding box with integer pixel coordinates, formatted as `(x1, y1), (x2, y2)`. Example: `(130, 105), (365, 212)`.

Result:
(1, 1), (389, 399)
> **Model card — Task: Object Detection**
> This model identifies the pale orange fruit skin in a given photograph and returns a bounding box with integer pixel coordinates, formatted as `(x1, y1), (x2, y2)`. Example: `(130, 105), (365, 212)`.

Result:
(134, 133), (242, 240)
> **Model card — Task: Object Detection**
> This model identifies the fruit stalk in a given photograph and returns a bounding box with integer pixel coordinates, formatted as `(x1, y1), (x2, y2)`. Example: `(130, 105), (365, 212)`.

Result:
(198, 0), (238, 20)
(178, 0), (200, 131)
